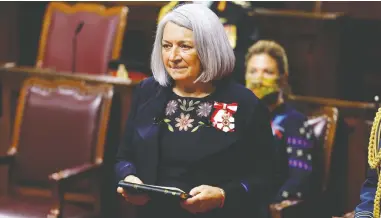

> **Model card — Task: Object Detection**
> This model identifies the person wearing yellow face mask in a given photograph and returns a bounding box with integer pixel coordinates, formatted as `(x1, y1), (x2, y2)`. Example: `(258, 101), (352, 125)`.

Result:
(245, 40), (290, 110)
(245, 40), (318, 206)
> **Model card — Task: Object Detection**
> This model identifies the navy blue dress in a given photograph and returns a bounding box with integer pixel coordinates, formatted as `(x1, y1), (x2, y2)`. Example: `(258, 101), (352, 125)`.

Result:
(115, 77), (277, 218)
(141, 92), (228, 218)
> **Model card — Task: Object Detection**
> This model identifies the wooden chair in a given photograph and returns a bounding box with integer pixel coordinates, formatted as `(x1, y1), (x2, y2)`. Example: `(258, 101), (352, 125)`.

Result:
(0, 77), (113, 218)
(269, 105), (339, 218)
(36, 2), (128, 75)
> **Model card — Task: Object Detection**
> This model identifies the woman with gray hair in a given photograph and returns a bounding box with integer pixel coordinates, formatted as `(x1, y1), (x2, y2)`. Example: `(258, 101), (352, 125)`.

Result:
(115, 3), (276, 218)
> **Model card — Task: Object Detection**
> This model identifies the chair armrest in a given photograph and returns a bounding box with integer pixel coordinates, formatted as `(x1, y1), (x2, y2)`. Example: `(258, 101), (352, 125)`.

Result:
(0, 154), (15, 165)
(48, 163), (102, 217)
(269, 200), (305, 218)
(49, 162), (102, 183)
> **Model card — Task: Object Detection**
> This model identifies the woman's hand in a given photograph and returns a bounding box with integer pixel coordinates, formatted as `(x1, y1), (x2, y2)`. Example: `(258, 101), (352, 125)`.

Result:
(116, 175), (150, 206)
(180, 185), (225, 214)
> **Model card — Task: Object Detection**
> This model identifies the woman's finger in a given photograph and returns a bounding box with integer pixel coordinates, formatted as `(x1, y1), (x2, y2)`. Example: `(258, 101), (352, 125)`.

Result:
(117, 187), (124, 194)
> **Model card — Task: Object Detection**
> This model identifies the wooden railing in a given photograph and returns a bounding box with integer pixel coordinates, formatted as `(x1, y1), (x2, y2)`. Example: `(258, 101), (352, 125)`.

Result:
(251, 7), (344, 20)
(288, 94), (377, 110)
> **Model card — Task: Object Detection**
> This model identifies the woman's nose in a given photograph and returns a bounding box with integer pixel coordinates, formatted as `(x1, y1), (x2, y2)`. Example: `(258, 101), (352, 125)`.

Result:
(254, 71), (264, 80)
(169, 48), (181, 62)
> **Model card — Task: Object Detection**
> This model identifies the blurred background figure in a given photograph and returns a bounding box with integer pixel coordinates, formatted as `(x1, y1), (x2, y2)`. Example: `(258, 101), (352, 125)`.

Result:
(245, 40), (318, 205)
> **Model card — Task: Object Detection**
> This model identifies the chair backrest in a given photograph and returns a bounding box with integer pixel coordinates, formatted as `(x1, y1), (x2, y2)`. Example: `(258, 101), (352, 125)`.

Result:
(7, 77), (113, 190)
(36, 2), (128, 75)
(304, 106), (339, 192)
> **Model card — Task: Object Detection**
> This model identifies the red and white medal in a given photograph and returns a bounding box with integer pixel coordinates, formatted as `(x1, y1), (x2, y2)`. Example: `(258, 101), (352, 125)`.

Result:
(211, 102), (238, 132)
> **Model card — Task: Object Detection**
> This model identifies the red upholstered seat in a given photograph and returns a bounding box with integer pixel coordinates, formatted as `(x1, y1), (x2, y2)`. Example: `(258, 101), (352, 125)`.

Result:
(37, 2), (128, 75)
(0, 78), (113, 218)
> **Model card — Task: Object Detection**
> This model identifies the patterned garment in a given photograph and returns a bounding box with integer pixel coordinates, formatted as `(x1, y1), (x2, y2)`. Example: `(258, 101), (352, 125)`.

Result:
(157, 94), (216, 191)
(271, 103), (316, 202)
(163, 98), (213, 133)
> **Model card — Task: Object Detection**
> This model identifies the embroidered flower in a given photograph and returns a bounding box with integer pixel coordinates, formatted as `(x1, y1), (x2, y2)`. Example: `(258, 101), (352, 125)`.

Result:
(196, 102), (212, 117)
(175, 113), (194, 131)
(165, 100), (178, 116)
(179, 99), (199, 112)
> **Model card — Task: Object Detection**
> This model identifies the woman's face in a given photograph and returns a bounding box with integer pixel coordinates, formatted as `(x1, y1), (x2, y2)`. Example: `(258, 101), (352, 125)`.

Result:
(245, 53), (281, 99)
(162, 22), (201, 83)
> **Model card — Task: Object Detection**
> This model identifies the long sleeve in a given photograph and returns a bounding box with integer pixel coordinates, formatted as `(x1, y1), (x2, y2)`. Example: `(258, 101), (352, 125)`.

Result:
(274, 116), (316, 202)
(115, 82), (142, 181)
(220, 100), (277, 214)
(355, 168), (378, 218)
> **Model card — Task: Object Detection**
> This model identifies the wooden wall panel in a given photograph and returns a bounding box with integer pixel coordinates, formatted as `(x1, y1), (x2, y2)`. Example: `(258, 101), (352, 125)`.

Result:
(17, 2), (48, 66)
(0, 2), (21, 63)
(336, 19), (381, 102)
(321, 2), (381, 20)
(253, 11), (344, 98)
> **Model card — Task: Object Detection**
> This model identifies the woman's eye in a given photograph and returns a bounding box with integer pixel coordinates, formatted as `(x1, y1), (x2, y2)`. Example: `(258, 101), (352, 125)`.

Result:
(248, 70), (259, 76)
(264, 71), (275, 76)
(180, 44), (191, 49)
(162, 44), (171, 49)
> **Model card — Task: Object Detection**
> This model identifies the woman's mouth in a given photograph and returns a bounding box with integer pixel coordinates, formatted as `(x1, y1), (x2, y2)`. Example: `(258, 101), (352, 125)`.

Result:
(171, 66), (186, 69)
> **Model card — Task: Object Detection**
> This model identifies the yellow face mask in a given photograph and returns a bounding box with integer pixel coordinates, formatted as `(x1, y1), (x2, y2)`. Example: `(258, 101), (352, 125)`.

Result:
(246, 76), (280, 99)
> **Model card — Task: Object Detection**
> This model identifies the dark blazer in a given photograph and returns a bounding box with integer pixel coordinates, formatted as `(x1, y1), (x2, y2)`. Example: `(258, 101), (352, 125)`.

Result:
(115, 77), (277, 217)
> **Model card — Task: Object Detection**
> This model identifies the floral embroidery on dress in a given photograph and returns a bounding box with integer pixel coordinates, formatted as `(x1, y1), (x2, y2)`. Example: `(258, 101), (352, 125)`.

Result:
(191, 121), (207, 132)
(196, 102), (212, 117)
(164, 98), (213, 132)
(175, 113), (194, 131)
(165, 100), (178, 116)
(178, 99), (200, 112)
(163, 118), (174, 132)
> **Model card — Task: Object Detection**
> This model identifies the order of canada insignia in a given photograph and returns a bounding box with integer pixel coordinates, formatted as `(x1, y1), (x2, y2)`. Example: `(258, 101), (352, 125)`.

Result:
(211, 102), (238, 132)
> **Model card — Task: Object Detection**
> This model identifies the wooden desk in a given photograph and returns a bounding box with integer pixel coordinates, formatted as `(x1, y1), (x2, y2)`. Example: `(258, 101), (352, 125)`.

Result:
(0, 66), (139, 217)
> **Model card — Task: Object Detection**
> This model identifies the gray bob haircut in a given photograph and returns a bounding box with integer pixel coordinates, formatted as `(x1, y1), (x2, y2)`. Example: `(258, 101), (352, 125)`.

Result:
(151, 3), (236, 86)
